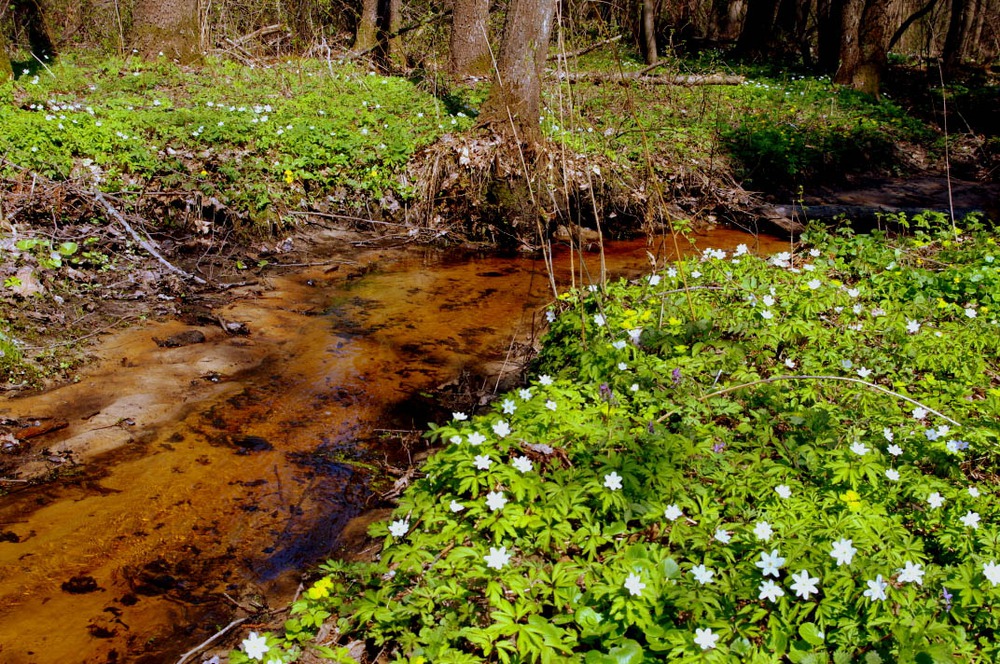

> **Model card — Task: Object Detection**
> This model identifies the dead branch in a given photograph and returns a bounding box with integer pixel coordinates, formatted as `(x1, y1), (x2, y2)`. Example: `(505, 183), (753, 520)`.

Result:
(91, 189), (209, 286)
(555, 71), (745, 86)
(548, 35), (622, 61)
(232, 23), (285, 46)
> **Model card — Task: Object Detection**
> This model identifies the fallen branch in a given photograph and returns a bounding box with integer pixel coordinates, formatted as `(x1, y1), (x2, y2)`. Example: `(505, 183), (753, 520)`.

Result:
(92, 189), (208, 286)
(555, 71), (744, 86)
(232, 23), (285, 46)
(174, 617), (247, 664)
(549, 35), (622, 61)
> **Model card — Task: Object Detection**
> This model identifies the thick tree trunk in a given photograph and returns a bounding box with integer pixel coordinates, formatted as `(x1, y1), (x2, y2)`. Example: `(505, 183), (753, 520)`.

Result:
(383, 0), (403, 67)
(12, 0), (56, 58)
(450, 0), (491, 78)
(639, 0), (658, 64)
(354, 0), (380, 52)
(817, 0), (845, 73)
(834, 0), (890, 96)
(0, 31), (12, 81)
(478, 0), (558, 142)
(942, 0), (974, 71)
(733, 0), (782, 56)
(131, 0), (201, 62)
(708, 0), (746, 42)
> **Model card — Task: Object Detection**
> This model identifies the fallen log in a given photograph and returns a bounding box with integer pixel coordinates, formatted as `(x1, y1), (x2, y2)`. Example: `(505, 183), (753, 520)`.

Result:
(555, 71), (745, 86)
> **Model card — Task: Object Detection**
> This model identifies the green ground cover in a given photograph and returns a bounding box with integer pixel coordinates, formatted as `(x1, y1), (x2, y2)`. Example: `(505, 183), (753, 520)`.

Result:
(232, 215), (1000, 663)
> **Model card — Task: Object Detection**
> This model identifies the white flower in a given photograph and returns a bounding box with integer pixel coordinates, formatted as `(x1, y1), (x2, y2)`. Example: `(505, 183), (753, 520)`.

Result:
(965, 307), (977, 318)
(756, 549), (786, 577)
(628, 328), (643, 343)
(519, 388), (532, 400)
(624, 572), (645, 596)
(388, 519), (408, 538)
(863, 575), (888, 601)
(775, 485), (792, 499)
(912, 406), (928, 420)
(693, 627), (719, 650)
(961, 511), (981, 529)
(594, 313), (606, 327)
(829, 538), (857, 566)
(630, 383), (639, 392)
(850, 441), (869, 456)
(511, 456), (533, 473)
(484, 546), (511, 570)
(648, 274), (661, 286)
(887, 444), (903, 456)
(897, 561), (924, 585)
(841, 359), (853, 370)
(969, 486), (981, 498)
(538, 374), (553, 386)
(545, 399), (557, 411)
(808, 279), (822, 290)
(492, 420), (511, 438)
(453, 411), (468, 421)
(754, 521), (774, 541)
(809, 248), (821, 257)
(612, 340), (627, 350)
(885, 468), (900, 481)
(906, 319), (921, 334)
(485, 491), (508, 511)
(760, 310), (774, 320)
(927, 492), (945, 509)
(691, 270), (702, 279)
(847, 288), (860, 298)
(242, 631), (270, 660)
(758, 579), (785, 602)
(983, 561), (1000, 586)
(690, 564), (715, 585)
(667, 268), (677, 278)
(617, 362), (628, 371)
(450, 435), (463, 445)
(501, 399), (516, 414)
(468, 432), (486, 446)
(604, 472), (623, 491)
(790, 569), (819, 599)
(856, 367), (872, 379)
(664, 504), (684, 521)
(735, 243), (749, 256)
(449, 500), (465, 512)
(883, 427), (894, 441)
(545, 310), (556, 323)
(763, 294), (776, 307)
(784, 357), (796, 369)
(925, 428), (940, 441)
(714, 528), (731, 543)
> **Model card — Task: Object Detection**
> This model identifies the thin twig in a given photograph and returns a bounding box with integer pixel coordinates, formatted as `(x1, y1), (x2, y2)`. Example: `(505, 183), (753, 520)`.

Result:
(174, 617), (247, 664)
(699, 374), (960, 426)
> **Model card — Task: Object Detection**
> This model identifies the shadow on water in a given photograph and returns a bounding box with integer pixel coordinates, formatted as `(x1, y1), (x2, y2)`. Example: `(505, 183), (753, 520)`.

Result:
(0, 230), (787, 663)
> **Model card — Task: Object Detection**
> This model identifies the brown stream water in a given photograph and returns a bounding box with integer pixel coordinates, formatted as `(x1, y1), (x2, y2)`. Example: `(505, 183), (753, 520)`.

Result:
(0, 230), (787, 663)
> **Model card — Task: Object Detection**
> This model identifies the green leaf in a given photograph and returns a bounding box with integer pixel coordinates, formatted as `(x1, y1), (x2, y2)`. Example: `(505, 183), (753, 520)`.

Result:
(798, 622), (825, 646)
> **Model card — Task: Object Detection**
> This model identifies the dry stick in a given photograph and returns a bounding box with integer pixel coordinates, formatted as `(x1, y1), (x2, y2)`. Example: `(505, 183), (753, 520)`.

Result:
(548, 34), (622, 61)
(698, 374), (960, 427)
(92, 190), (208, 286)
(174, 617), (247, 664)
(937, 62), (957, 238)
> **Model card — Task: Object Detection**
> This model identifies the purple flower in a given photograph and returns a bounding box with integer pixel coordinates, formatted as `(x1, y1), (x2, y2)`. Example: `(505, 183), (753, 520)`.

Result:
(712, 442), (726, 454)
(942, 587), (953, 612)
(599, 383), (613, 402)
(672, 368), (682, 386)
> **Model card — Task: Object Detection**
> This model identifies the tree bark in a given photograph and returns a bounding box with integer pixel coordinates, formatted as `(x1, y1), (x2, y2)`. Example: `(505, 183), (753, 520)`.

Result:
(12, 0), (56, 58)
(450, 0), (491, 78)
(708, 0), (746, 42)
(834, 0), (892, 96)
(942, 0), (975, 71)
(131, 0), (201, 63)
(478, 0), (558, 143)
(733, 0), (782, 57)
(639, 0), (658, 64)
(354, 0), (380, 52)
(0, 30), (12, 82)
(383, 0), (403, 67)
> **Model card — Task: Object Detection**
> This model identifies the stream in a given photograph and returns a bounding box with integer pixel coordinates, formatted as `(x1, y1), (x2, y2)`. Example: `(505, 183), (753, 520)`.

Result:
(0, 229), (788, 663)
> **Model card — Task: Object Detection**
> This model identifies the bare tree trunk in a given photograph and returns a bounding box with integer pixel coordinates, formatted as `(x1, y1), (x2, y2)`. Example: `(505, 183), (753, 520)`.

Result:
(354, 0), (379, 52)
(639, 0), (658, 64)
(478, 0), (558, 143)
(0, 31), (12, 81)
(835, 0), (890, 96)
(383, 0), (403, 67)
(131, 0), (201, 62)
(734, 0), (781, 56)
(450, 0), (491, 78)
(943, 0), (975, 71)
(708, 0), (746, 42)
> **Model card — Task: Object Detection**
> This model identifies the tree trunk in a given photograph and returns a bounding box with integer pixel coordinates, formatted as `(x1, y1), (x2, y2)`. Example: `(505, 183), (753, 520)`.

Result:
(478, 0), (558, 142)
(131, 0), (201, 63)
(942, 0), (974, 71)
(708, 0), (746, 42)
(354, 0), (380, 52)
(0, 30), (12, 82)
(450, 0), (491, 78)
(383, 0), (403, 67)
(834, 0), (889, 96)
(12, 0), (56, 58)
(733, 0), (782, 57)
(639, 0), (658, 64)
(817, 0), (845, 73)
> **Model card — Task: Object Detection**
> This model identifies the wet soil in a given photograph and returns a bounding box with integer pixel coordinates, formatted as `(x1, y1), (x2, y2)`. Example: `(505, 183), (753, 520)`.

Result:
(0, 225), (790, 663)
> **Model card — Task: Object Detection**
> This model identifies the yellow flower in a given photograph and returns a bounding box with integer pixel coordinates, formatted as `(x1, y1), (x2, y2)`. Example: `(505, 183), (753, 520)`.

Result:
(839, 490), (862, 511)
(199, 169), (207, 176)
(982, 306), (990, 313)
(667, 317), (682, 327)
